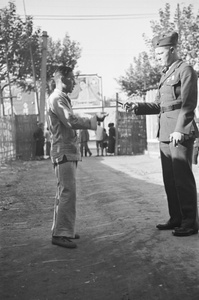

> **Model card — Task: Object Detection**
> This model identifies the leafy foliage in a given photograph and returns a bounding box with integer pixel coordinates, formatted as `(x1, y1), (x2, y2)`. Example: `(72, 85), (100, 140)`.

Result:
(117, 52), (161, 96)
(118, 3), (199, 96)
(144, 3), (199, 67)
(0, 2), (42, 91)
(46, 34), (82, 80)
(0, 1), (82, 94)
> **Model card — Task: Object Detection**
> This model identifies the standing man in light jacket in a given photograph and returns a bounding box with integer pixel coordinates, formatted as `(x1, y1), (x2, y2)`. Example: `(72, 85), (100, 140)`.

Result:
(125, 32), (199, 237)
(47, 66), (107, 248)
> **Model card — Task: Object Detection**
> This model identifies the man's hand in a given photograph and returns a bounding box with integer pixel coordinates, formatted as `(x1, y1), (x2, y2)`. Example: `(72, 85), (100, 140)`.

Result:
(96, 112), (108, 122)
(169, 132), (185, 147)
(123, 102), (137, 112)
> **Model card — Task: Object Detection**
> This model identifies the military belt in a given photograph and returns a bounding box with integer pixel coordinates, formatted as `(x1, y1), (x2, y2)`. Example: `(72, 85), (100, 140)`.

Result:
(161, 103), (182, 113)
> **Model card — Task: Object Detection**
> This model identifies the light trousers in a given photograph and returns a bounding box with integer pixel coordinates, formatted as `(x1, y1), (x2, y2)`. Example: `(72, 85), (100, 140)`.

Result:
(52, 161), (77, 237)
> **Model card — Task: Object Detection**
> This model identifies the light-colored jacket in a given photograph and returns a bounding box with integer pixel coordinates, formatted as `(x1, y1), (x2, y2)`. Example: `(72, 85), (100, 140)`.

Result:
(47, 89), (97, 162)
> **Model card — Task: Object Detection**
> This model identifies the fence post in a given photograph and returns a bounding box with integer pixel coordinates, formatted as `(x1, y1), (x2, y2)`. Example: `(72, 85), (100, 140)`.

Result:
(115, 93), (119, 155)
(39, 31), (48, 124)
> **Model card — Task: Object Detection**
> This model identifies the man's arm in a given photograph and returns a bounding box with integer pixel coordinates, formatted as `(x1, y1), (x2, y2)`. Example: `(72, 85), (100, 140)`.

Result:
(51, 97), (107, 130)
(170, 66), (198, 147)
(174, 66), (197, 134)
(124, 101), (160, 115)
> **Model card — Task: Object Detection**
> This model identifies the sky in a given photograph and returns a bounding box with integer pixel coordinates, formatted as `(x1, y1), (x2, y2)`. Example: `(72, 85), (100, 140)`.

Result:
(1, 0), (199, 98)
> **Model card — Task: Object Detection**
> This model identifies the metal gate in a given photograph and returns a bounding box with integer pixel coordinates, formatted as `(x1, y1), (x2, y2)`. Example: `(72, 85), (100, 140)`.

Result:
(117, 111), (147, 155)
(15, 115), (38, 160)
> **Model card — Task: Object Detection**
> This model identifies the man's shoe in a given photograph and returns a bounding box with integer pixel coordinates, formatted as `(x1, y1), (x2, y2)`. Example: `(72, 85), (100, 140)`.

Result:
(52, 236), (77, 248)
(156, 221), (180, 230)
(89, 152), (92, 157)
(172, 227), (198, 237)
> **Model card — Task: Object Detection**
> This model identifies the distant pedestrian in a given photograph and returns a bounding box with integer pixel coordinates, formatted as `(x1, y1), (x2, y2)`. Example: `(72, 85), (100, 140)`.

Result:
(79, 129), (92, 157)
(193, 122), (199, 165)
(45, 127), (51, 159)
(95, 122), (104, 156)
(107, 123), (116, 155)
(33, 122), (45, 160)
(193, 137), (199, 165)
(102, 128), (108, 156)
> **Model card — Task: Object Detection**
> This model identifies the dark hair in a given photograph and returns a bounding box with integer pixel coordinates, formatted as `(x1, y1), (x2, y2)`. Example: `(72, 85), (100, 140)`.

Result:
(54, 66), (73, 78)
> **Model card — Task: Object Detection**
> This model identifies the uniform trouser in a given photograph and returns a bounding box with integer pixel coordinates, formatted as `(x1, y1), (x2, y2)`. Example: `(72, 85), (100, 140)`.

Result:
(52, 161), (77, 237)
(160, 140), (199, 229)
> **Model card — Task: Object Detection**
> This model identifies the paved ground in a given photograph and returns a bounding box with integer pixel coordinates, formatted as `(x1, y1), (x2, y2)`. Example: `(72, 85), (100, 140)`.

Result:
(1, 153), (199, 300)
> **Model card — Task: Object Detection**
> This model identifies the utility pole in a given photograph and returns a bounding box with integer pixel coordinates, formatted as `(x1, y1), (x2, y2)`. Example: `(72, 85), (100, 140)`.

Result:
(23, 0), (39, 116)
(0, 81), (4, 116)
(29, 41), (40, 116)
(5, 48), (14, 116)
(0, 38), (14, 115)
(115, 92), (119, 155)
(177, 3), (181, 50)
(39, 31), (48, 123)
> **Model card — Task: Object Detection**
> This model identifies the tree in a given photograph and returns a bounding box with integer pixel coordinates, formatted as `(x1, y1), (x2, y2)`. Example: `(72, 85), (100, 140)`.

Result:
(144, 3), (199, 68)
(117, 3), (199, 96)
(0, 1), (42, 92)
(46, 34), (82, 94)
(0, 1), (82, 96)
(117, 52), (161, 96)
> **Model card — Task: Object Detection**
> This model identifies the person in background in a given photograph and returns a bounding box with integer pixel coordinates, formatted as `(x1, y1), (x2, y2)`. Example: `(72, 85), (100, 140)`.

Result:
(79, 129), (92, 157)
(192, 122), (199, 165)
(33, 122), (45, 160)
(95, 121), (104, 156)
(124, 32), (198, 237)
(45, 127), (51, 159)
(107, 123), (116, 155)
(102, 128), (109, 156)
(47, 66), (107, 249)
(193, 138), (199, 165)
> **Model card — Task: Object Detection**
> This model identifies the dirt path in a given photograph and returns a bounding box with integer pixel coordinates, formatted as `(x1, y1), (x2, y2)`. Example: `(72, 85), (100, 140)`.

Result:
(1, 155), (199, 300)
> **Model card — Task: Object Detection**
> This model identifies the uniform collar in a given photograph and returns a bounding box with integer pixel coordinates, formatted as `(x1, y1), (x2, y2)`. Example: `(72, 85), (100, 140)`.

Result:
(162, 59), (182, 74)
(159, 59), (183, 87)
(54, 88), (71, 104)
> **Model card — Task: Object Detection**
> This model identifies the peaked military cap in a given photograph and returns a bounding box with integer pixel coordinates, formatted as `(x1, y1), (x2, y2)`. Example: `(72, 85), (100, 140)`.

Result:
(152, 32), (178, 48)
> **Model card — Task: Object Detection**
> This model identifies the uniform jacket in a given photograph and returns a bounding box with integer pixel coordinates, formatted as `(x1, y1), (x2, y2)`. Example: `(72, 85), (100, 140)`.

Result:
(47, 89), (97, 162)
(135, 60), (198, 141)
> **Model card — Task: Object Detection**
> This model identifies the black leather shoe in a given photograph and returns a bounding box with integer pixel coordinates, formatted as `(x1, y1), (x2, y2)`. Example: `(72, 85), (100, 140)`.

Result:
(156, 221), (180, 230)
(172, 227), (198, 237)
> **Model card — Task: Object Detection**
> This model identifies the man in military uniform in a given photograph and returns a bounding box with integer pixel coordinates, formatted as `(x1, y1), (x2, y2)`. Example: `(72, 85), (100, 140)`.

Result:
(125, 32), (199, 236)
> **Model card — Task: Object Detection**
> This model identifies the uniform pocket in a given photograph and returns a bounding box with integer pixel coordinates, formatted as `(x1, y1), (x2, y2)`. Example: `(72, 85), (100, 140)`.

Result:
(166, 78), (181, 100)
